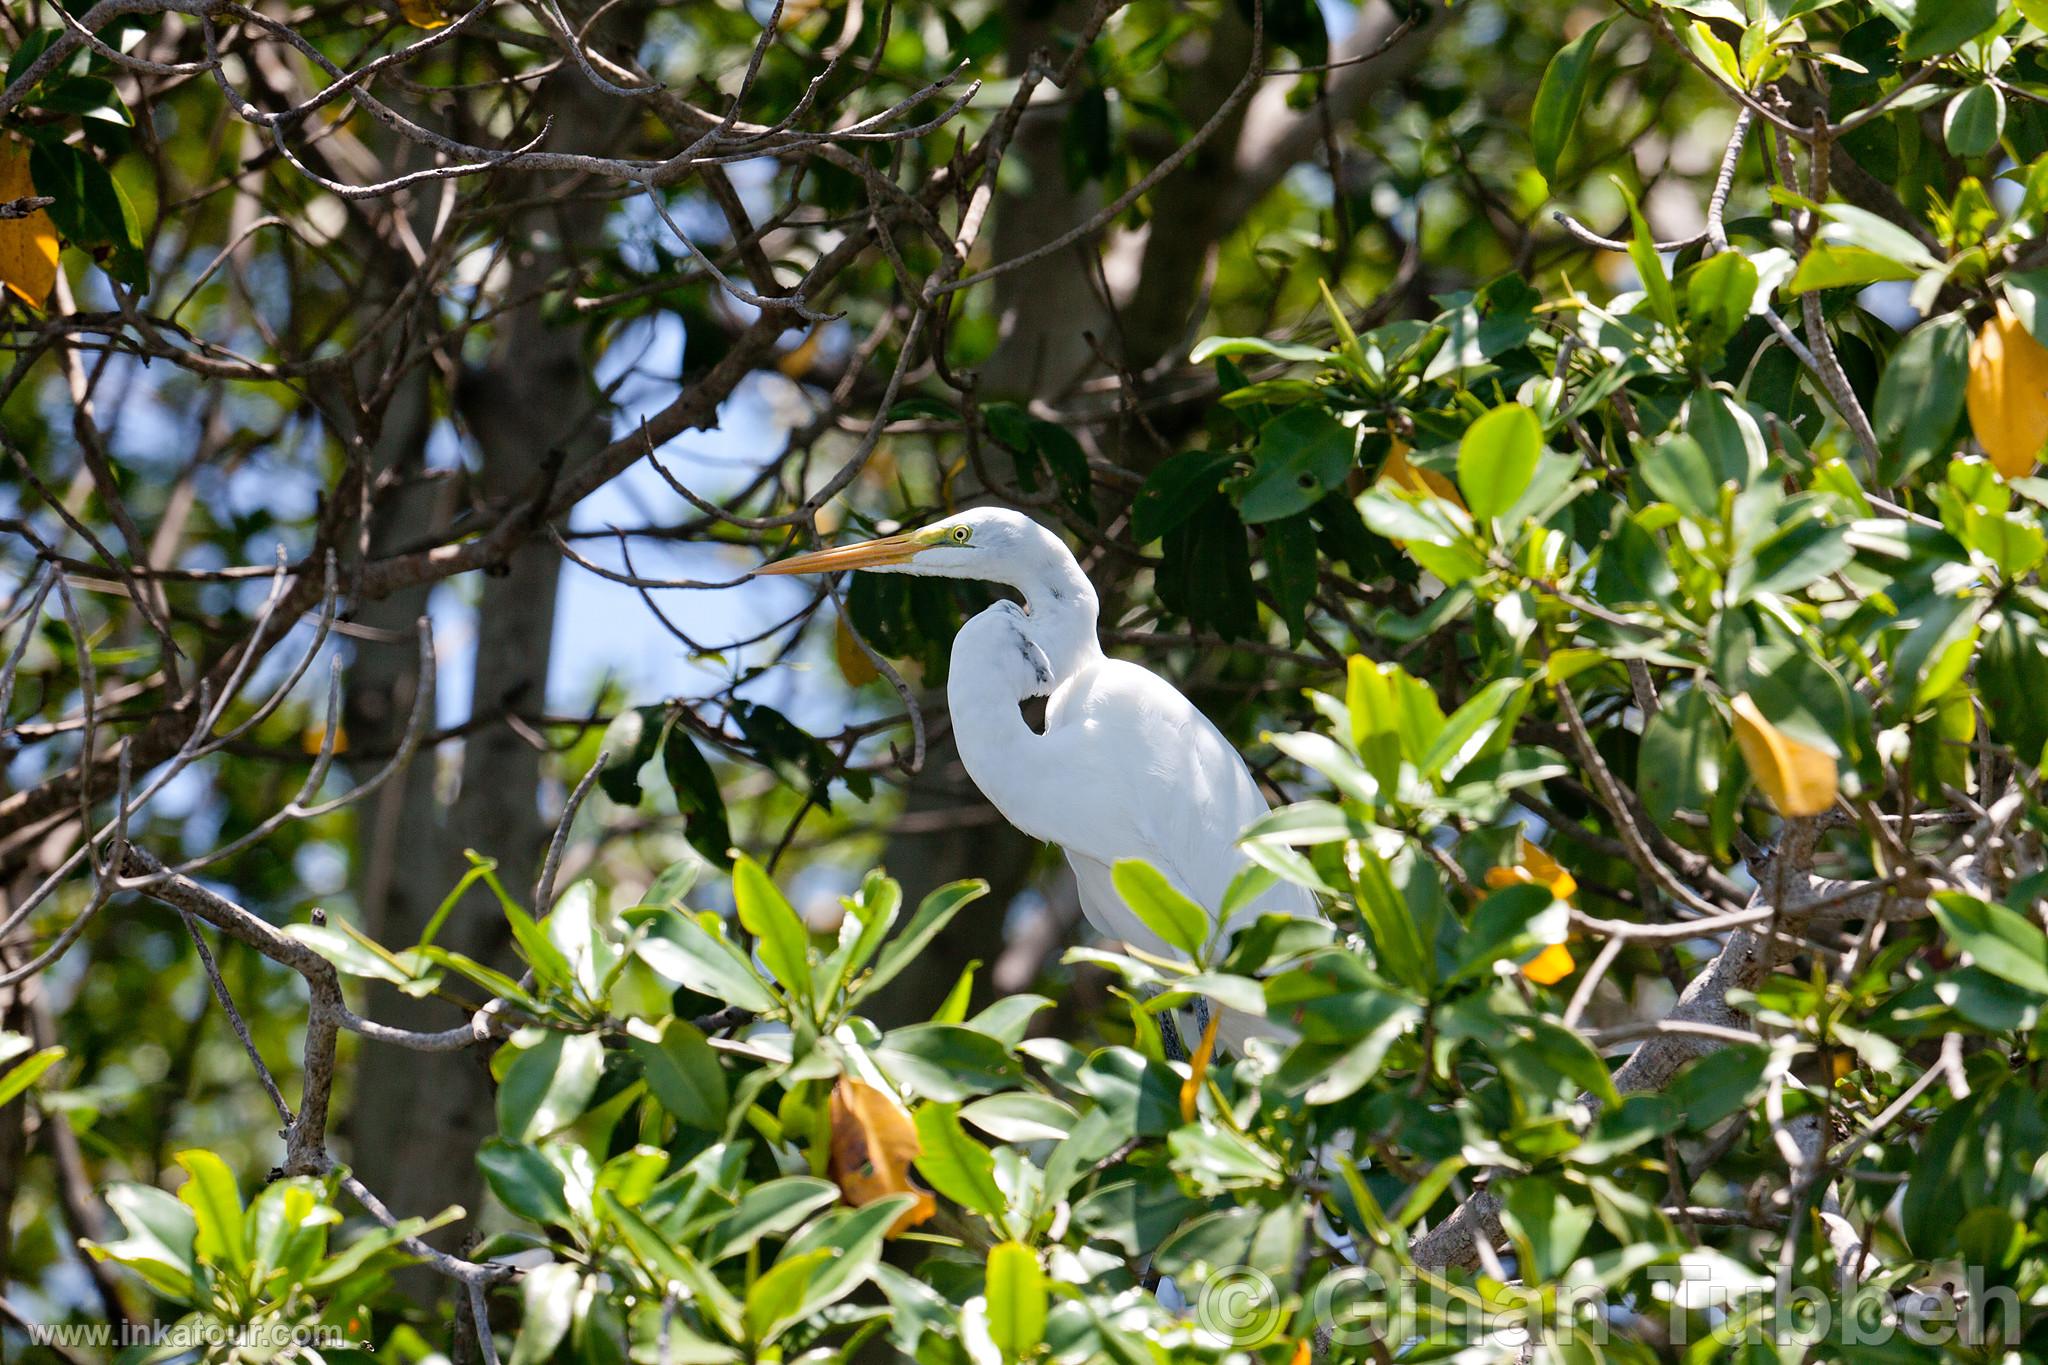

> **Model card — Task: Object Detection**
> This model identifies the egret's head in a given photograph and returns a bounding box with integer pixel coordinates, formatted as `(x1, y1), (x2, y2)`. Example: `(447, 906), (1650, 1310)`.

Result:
(755, 506), (1052, 581)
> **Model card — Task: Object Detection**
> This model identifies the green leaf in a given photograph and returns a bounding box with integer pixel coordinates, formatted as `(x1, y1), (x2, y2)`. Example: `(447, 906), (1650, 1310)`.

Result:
(1530, 16), (1615, 181)
(744, 1248), (833, 1346)
(1457, 403), (1544, 521)
(174, 1149), (247, 1274)
(628, 1018), (729, 1131)
(1027, 419), (1095, 519)
(283, 923), (413, 986)
(704, 1177), (840, 1263)
(508, 1263), (580, 1365)
(1300, 995), (1422, 1104)
(733, 854), (811, 1003)
(1263, 512), (1318, 644)
(414, 945), (541, 1010)
(305, 1211), (446, 1291)
(820, 868), (902, 1005)
(1154, 1201), (1302, 1281)
(477, 1139), (573, 1228)
(1419, 676), (1525, 780)
(599, 1191), (742, 1338)
(1930, 893), (2048, 996)
(1597, 510), (1678, 606)
(1232, 405), (1357, 524)
(1451, 883), (1566, 983)
(89, 1184), (198, 1300)
(485, 863), (576, 996)
(28, 141), (145, 288)
(734, 701), (843, 811)
(1619, 180), (1677, 330)
(643, 857), (702, 912)
(1158, 495), (1261, 638)
(1903, 0), (1997, 58)
(1131, 450), (1240, 544)
(988, 403), (1094, 519)
(1157, 971), (1267, 1017)
(873, 1263), (956, 1358)
(2002, 269), (2048, 339)
(1742, 518), (1852, 601)
(241, 1181), (323, 1289)
(1073, 1173), (1204, 1256)
(1189, 335), (1337, 366)
(497, 1032), (605, 1142)
(1110, 859), (1211, 959)
(1355, 485), (1469, 546)
(1979, 611), (2048, 770)
(1944, 84), (2003, 158)
(1639, 433), (1722, 521)
(1684, 251), (1758, 352)
(859, 879), (989, 1000)
(1217, 912), (1331, 976)
(958, 1093), (1079, 1144)
(1686, 388), (1764, 490)
(876, 1023), (1019, 1101)
(771, 1198), (906, 1335)
(597, 706), (662, 805)
(1506, 1015), (1623, 1110)
(1638, 685), (1725, 824)
(1351, 848), (1433, 991)
(1664, 1046), (1768, 1132)
(1061, 83), (1113, 187)
(1500, 1176), (1595, 1283)
(663, 722), (734, 869)
(0, 1045), (64, 1107)
(1790, 240), (1921, 293)
(1875, 314), (1969, 484)
(631, 907), (777, 1014)
(913, 1103), (1006, 1219)
(984, 1242), (1048, 1363)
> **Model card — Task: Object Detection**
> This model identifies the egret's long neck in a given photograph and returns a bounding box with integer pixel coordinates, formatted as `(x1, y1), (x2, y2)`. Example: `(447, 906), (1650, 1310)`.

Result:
(946, 642), (1050, 836)
(1005, 531), (1101, 679)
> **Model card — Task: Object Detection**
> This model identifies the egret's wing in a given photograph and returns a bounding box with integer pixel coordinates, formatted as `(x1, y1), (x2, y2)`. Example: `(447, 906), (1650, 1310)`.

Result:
(1033, 659), (1312, 938)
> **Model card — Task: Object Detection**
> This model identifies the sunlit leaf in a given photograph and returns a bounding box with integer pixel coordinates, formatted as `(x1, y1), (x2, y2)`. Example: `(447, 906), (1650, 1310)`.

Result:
(0, 138), (58, 309)
(1729, 692), (1839, 817)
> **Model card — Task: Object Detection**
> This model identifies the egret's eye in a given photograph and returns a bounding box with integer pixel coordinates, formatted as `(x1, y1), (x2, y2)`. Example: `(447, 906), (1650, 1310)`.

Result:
(951, 526), (972, 544)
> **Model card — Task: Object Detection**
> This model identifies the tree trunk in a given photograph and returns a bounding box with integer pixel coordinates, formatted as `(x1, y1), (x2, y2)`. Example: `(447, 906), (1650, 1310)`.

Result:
(344, 55), (633, 1246)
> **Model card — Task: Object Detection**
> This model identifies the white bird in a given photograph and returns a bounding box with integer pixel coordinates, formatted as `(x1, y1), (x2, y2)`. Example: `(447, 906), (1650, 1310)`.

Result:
(758, 507), (1313, 1051)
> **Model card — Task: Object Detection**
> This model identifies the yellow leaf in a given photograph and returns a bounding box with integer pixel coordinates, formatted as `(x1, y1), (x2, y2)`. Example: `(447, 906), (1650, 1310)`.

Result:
(397, 0), (449, 27)
(1178, 1007), (1221, 1123)
(1378, 439), (1466, 510)
(827, 1077), (935, 1237)
(0, 139), (58, 311)
(300, 723), (349, 755)
(777, 327), (822, 378)
(1729, 693), (1838, 817)
(1483, 835), (1578, 901)
(1520, 941), (1576, 986)
(1289, 1341), (1312, 1365)
(835, 617), (879, 687)
(1967, 301), (2048, 478)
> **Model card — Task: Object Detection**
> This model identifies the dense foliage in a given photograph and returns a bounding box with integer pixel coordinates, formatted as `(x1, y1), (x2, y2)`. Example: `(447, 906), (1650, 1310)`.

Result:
(8, 0), (2048, 1360)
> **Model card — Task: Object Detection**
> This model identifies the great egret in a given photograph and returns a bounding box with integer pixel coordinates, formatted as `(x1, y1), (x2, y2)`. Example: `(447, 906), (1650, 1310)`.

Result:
(759, 507), (1312, 1048)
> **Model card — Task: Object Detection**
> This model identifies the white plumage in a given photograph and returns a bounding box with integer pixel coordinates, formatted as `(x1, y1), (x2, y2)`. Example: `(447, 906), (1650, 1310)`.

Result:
(945, 601), (1302, 953)
(759, 507), (1312, 1047)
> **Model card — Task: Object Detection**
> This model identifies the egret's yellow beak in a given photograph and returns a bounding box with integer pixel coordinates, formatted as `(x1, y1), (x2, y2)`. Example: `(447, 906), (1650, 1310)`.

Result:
(756, 528), (935, 576)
